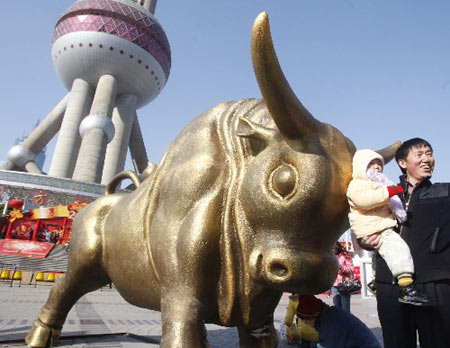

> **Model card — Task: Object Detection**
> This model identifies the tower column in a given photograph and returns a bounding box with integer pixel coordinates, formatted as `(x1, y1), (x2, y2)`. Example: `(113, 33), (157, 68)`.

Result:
(49, 78), (93, 178)
(143, 0), (157, 14)
(0, 94), (69, 171)
(25, 161), (44, 174)
(129, 114), (149, 174)
(22, 94), (70, 154)
(72, 75), (117, 183)
(101, 94), (137, 184)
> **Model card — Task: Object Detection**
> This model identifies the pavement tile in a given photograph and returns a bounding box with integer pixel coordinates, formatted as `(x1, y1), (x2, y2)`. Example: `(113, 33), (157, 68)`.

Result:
(0, 284), (383, 347)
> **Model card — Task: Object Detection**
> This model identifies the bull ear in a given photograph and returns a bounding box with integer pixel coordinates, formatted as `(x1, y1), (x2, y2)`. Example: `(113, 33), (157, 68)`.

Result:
(376, 141), (402, 164)
(236, 116), (276, 145)
(251, 12), (322, 139)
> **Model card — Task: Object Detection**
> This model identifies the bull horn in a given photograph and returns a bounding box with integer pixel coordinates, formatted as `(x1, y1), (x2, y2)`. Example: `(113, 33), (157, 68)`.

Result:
(251, 12), (321, 139)
(376, 141), (402, 164)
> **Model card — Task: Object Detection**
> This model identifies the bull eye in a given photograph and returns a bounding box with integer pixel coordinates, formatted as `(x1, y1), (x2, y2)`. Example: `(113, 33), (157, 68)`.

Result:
(271, 165), (297, 198)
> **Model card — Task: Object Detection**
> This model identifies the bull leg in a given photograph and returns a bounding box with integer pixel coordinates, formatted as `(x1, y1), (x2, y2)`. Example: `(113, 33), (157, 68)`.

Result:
(25, 266), (110, 347)
(159, 293), (209, 348)
(237, 316), (278, 348)
(150, 152), (225, 348)
(156, 188), (222, 348)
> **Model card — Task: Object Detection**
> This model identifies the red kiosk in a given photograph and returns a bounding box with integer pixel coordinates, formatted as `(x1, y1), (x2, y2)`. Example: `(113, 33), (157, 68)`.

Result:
(0, 199), (87, 258)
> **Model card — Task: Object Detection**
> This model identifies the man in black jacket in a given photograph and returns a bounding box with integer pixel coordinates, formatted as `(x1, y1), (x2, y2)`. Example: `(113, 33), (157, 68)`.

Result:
(360, 138), (450, 348)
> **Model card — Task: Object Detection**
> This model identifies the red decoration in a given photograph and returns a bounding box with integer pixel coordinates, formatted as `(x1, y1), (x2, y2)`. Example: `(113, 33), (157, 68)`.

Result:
(8, 208), (24, 223)
(9, 199), (24, 209)
(0, 239), (54, 258)
(74, 195), (92, 204)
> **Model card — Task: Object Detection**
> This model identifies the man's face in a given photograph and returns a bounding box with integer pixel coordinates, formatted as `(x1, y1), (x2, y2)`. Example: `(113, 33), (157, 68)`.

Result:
(398, 145), (434, 184)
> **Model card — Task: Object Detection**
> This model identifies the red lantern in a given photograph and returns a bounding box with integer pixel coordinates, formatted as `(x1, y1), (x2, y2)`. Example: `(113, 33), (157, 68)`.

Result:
(9, 199), (24, 209)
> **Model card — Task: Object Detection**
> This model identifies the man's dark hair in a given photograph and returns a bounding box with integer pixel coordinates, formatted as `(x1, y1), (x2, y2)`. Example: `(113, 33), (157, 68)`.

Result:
(395, 138), (433, 174)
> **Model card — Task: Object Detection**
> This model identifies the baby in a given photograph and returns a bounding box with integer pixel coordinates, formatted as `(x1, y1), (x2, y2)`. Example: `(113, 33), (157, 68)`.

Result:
(347, 149), (432, 306)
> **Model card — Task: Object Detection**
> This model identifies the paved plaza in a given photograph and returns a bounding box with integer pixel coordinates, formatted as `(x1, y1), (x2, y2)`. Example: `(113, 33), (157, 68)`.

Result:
(0, 282), (383, 347)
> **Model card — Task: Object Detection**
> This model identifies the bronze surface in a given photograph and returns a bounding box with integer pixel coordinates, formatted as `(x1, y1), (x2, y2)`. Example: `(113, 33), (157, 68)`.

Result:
(26, 12), (399, 348)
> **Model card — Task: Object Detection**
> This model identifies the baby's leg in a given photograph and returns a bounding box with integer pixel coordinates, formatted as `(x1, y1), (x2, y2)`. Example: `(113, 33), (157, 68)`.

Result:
(379, 230), (434, 306)
(378, 229), (414, 284)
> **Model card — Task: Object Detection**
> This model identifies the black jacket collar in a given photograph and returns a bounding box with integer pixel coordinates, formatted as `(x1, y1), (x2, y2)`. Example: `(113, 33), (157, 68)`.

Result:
(399, 175), (432, 190)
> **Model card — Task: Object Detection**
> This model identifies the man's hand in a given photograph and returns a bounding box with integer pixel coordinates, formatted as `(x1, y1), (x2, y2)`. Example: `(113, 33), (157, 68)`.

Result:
(359, 233), (382, 250)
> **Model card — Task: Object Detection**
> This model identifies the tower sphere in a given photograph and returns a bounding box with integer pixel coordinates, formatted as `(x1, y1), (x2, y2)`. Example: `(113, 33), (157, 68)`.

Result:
(51, 0), (171, 109)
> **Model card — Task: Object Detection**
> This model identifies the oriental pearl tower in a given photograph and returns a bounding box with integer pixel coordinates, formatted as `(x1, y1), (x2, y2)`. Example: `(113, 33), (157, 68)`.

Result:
(0, 0), (170, 185)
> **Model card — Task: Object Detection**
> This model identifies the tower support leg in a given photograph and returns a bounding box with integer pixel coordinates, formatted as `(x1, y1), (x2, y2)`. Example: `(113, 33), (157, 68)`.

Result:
(73, 75), (117, 183)
(49, 79), (93, 178)
(0, 94), (69, 171)
(102, 94), (137, 184)
(129, 115), (149, 174)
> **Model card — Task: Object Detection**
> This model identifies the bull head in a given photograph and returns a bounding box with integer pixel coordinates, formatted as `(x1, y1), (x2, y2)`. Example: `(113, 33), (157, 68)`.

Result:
(218, 12), (399, 325)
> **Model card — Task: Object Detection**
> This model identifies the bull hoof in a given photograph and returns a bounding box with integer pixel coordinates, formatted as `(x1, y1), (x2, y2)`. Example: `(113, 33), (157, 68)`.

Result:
(25, 320), (61, 348)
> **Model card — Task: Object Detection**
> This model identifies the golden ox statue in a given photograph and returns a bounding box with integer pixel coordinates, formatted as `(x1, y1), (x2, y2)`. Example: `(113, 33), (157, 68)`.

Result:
(26, 13), (398, 348)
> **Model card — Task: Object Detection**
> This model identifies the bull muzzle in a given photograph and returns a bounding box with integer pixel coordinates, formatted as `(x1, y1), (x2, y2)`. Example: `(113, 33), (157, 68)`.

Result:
(249, 246), (338, 294)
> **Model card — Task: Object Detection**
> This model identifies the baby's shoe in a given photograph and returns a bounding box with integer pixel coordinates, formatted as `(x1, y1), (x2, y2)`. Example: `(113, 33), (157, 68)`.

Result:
(398, 285), (433, 306)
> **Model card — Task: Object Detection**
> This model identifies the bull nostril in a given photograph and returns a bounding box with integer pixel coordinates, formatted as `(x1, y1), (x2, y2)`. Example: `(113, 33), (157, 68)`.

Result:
(269, 262), (289, 278)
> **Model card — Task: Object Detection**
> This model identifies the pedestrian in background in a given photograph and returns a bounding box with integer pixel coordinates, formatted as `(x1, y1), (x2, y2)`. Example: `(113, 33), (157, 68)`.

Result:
(331, 243), (354, 312)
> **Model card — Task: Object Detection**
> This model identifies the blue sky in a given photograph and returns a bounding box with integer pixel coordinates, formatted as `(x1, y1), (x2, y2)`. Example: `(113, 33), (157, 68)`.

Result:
(1, 0), (449, 182)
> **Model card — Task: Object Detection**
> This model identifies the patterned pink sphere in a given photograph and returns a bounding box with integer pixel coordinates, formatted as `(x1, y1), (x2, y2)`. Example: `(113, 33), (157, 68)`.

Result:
(51, 0), (171, 108)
